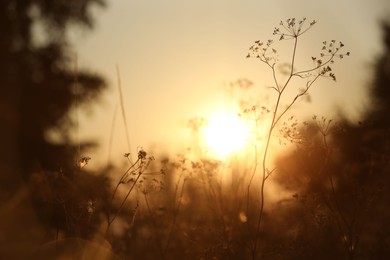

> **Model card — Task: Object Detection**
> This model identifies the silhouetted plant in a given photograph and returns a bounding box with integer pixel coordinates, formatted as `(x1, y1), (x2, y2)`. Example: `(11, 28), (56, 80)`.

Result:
(106, 149), (157, 232)
(0, 1), (109, 258)
(273, 22), (390, 259)
(245, 17), (349, 258)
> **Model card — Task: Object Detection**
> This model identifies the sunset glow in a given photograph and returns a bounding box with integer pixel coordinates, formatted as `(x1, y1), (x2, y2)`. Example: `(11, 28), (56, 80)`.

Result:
(201, 112), (251, 159)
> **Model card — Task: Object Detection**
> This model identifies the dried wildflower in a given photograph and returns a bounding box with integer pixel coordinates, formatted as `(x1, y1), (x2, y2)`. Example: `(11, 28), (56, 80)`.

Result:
(247, 38), (278, 66)
(138, 149), (147, 160)
(279, 116), (305, 145)
(305, 38), (350, 81)
(273, 17), (316, 40)
(79, 156), (91, 168)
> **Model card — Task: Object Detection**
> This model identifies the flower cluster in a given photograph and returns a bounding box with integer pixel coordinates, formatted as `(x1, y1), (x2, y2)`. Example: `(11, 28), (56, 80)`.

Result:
(319, 40), (350, 59)
(279, 116), (305, 145)
(247, 18), (316, 66)
(137, 176), (165, 194)
(247, 18), (350, 83)
(241, 105), (270, 115)
(119, 149), (155, 184)
(246, 39), (278, 66)
(312, 115), (335, 136)
(310, 40), (350, 81)
(273, 17), (317, 40)
(238, 105), (270, 125)
(138, 149), (147, 160)
(79, 156), (91, 168)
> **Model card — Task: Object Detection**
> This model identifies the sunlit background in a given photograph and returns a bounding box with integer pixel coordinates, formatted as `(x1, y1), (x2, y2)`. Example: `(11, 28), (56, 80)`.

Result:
(2, 1), (390, 258)
(69, 0), (390, 167)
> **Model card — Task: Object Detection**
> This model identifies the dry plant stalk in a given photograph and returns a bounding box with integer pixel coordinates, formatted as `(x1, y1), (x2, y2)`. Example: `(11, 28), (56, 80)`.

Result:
(245, 17), (349, 258)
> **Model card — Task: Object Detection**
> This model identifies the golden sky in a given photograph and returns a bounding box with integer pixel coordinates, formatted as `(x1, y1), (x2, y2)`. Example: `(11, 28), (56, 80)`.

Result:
(70, 0), (390, 168)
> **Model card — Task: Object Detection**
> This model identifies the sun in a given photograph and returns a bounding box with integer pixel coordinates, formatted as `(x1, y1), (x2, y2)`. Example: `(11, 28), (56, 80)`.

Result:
(201, 112), (251, 159)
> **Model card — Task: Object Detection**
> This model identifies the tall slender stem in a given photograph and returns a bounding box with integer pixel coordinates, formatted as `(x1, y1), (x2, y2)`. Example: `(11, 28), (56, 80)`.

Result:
(251, 36), (299, 258)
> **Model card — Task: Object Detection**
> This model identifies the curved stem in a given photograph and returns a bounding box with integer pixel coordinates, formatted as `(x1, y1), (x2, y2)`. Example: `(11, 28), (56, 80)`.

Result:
(106, 158), (140, 225)
(144, 193), (165, 259)
(246, 114), (260, 215)
(106, 169), (143, 232)
(292, 53), (335, 76)
(252, 36), (299, 258)
(164, 177), (187, 255)
(273, 73), (321, 128)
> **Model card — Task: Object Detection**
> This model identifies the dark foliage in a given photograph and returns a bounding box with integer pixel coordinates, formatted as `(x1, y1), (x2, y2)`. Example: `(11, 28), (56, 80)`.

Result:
(274, 22), (390, 259)
(0, 0), (106, 190)
(0, 1), (108, 258)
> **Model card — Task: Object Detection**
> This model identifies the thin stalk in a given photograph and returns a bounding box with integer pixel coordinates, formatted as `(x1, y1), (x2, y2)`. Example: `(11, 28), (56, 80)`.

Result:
(246, 113), (260, 215)
(116, 65), (133, 163)
(251, 36), (299, 259)
(292, 53), (335, 76)
(107, 105), (118, 167)
(107, 158), (140, 220)
(164, 176), (186, 255)
(246, 143), (258, 215)
(273, 74), (321, 128)
(144, 193), (165, 259)
(319, 129), (357, 259)
(106, 162), (142, 232)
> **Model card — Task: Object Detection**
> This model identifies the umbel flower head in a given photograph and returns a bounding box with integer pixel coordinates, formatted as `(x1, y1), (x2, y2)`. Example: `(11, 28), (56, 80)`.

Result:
(273, 17), (317, 40)
(247, 18), (350, 82)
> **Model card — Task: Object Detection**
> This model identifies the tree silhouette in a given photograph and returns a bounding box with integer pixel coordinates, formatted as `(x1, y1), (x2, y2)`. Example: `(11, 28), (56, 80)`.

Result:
(0, 1), (108, 257)
(0, 0), (106, 191)
(273, 21), (390, 259)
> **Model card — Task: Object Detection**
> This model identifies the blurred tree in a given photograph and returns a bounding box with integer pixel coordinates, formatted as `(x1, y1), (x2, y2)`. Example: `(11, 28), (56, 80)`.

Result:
(0, 0), (106, 193)
(273, 21), (390, 259)
(0, 1), (107, 257)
